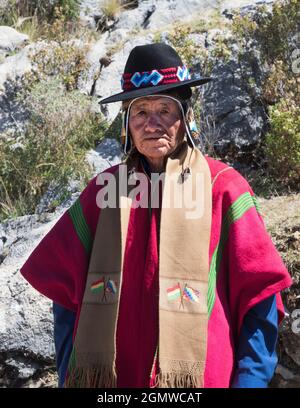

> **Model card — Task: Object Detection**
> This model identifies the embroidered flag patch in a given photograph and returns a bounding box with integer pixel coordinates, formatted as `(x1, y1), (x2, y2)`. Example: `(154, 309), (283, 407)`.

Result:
(183, 285), (200, 303)
(167, 283), (200, 308)
(106, 279), (117, 294)
(167, 283), (181, 302)
(90, 278), (105, 293)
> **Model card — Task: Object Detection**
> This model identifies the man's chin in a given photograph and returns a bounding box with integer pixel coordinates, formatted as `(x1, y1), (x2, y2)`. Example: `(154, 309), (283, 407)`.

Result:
(148, 146), (169, 156)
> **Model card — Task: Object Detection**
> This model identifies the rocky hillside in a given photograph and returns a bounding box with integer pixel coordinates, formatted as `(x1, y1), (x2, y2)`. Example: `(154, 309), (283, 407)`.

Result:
(0, 0), (299, 387)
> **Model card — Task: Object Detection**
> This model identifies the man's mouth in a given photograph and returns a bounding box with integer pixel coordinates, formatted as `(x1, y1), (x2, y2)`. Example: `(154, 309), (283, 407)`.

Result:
(145, 135), (165, 140)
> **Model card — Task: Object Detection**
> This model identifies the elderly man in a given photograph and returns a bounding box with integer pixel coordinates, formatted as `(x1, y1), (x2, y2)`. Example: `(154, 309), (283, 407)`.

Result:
(21, 43), (292, 388)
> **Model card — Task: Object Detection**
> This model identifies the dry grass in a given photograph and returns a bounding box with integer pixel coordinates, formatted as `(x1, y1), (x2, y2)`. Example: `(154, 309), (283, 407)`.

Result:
(100, 0), (137, 19)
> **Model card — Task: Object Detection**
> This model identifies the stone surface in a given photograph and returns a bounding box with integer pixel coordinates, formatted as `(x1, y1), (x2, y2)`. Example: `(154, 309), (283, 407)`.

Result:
(200, 37), (268, 155)
(0, 42), (33, 136)
(86, 137), (123, 176)
(0, 26), (29, 54)
(0, 79), (30, 135)
(0, 212), (62, 387)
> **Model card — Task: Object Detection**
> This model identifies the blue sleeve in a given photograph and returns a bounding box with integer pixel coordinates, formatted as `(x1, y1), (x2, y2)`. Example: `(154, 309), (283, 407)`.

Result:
(53, 302), (76, 387)
(232, 295), (278, 388)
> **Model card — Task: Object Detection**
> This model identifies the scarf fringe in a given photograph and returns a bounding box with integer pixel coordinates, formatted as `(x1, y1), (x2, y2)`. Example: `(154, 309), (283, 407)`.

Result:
(150, 371), (202, 388)
(65, 365), (117, 388)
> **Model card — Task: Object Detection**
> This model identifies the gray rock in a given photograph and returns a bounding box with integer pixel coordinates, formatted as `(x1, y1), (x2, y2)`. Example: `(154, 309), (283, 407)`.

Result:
(282, 331), (300, 367)
(0, 26), (29, 54)
(201, 47), (268, 154)
(187, 33), (207, 49)
(117, 0), (272, 31)
(80, 0), (116, 32)
(86, 138), (123, 176)
(80, 0), (111, 29)
(0, 213), (61, 267)
(5, 356), (41, 380)
(0, 82), (30, 135)
(35, 180), (81, 215)
(114, 0), (219, 31)
(0, 212), (64, 386)
(77, 30), (110, 96)
(0, 236), (4, 254)
(238, 0), (274, 17)
(276, 364), (295, 381)
(113, 0), (155, 31)
(0, 0), (9, 10)
(80, 0), (139, 30)
(80, 0), (270, 34)
(205, 28), (233, 48)
(0, 44), (32, 136)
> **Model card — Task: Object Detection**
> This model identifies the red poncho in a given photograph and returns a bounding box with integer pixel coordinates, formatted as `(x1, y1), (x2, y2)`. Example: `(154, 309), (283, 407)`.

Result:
(21, 157), (292, 387)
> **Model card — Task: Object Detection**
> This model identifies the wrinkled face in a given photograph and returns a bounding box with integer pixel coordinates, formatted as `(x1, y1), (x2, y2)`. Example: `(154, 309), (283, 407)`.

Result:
(128, 96), (185, 160)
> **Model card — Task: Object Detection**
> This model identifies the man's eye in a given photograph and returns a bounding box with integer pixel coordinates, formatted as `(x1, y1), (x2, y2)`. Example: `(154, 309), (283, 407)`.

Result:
(161, 109), (169, 114)
(137, 110), (146, 116)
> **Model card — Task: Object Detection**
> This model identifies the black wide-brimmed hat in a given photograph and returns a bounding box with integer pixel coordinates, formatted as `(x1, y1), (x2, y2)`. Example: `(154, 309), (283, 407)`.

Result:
(99, 43), (212, 104)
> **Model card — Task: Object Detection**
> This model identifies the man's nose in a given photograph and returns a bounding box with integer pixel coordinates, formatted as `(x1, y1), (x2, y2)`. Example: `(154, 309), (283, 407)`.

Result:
(144, 113), (162, 131)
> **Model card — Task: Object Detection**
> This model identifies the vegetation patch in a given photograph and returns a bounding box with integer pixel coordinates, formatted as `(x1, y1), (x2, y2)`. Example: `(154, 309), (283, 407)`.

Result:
(24, 40), (90, 91)
(0, 78), (107, 221)
(0, 0), (94, 42)
(264, 101), (300, 188)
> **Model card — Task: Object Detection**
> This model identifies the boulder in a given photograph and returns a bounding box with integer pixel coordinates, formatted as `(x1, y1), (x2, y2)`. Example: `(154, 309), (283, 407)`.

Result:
(86, 137), (123, 176)
(0, 26), (29, 55)
(0, 213), (62, 387)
